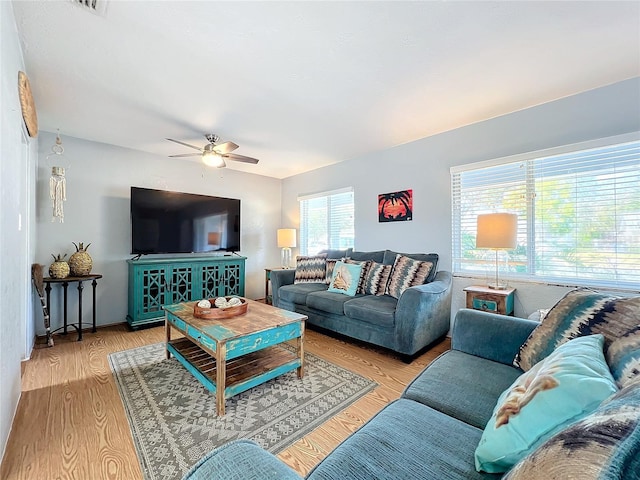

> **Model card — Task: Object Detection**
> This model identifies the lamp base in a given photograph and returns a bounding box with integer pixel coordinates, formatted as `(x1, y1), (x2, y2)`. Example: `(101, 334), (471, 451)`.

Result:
(280, 247), (292, 269)
(487, 283), (509, 290)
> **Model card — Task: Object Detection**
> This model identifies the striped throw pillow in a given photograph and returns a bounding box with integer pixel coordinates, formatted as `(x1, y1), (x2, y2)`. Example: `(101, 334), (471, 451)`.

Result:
(363, 262), (392, 296)
(294, 254), (328, 284)
(385, 254), (435, 299)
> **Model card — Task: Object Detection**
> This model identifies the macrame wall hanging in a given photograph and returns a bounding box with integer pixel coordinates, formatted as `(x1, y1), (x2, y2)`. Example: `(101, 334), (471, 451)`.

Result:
(46, 131), (66, 223)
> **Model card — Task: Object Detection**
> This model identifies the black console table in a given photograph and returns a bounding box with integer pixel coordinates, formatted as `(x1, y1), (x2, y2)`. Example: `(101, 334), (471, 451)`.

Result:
(43, 274), (102, 341)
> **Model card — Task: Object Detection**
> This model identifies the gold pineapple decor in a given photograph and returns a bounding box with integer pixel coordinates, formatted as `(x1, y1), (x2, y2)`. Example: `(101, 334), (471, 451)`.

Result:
(69, 242), (93, 276)
(49, 253), (70, 279)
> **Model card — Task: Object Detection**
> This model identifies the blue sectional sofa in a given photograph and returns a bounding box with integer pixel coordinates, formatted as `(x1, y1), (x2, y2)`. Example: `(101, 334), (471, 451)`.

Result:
(184, 306), (640, 480)
(271, 249), (452, 357)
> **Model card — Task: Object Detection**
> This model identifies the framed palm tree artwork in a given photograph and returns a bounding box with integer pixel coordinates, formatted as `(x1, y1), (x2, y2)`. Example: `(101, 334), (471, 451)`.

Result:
(378, 189), (413, 222)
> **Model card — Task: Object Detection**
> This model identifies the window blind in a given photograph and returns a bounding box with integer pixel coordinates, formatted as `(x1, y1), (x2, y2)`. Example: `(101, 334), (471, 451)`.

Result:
(451, 134), (640, 290)
(299, 188), (354, 255)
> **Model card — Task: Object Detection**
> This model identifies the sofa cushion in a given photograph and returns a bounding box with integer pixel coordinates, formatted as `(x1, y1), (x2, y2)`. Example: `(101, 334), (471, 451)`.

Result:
(403, 350), (522, 429)
(348, 250), (385, 263)
(294, 254), (328, 284)
(307, 398), (497, 480)
(504, 381), (640, 480)
(343, 295), (397, 328)
(306, 290), (360, 315)
(475, 334), (617, 474)
(279, 283), (328, 305)
(363, 261), (392, 296)
(514, 289), (640, 385)
(321, 248), (352, 258)
(385, 254), (436, 299)
(327, 261), (363, 297)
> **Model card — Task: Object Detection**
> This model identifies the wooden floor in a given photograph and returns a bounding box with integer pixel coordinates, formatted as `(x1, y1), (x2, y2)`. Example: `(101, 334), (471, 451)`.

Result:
(0, 323), (450, 480)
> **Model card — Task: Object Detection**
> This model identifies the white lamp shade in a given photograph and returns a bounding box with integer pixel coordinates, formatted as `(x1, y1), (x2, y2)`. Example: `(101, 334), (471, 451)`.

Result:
(476, 213), (518, 249)
(277, 228), (297, 248)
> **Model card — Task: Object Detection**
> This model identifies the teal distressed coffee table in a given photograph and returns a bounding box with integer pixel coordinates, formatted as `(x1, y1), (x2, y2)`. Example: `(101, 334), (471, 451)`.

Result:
(164, 298), (306, 415)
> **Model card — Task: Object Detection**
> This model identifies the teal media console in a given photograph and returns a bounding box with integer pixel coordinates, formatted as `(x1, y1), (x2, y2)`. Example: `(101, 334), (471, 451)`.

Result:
(126, 255), (246, 329)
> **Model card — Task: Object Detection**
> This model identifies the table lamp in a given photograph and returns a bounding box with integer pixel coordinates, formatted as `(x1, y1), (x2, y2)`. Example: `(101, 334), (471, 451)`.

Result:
(277, 228), (296, 268)
(476, 213), (518, 289)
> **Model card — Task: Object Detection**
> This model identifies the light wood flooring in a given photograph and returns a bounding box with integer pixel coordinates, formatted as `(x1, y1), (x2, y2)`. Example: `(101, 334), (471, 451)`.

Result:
(1, 323), (450, 480)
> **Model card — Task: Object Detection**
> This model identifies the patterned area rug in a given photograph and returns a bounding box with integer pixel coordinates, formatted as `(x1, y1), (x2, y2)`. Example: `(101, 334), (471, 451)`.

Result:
(109, 342), (377, 480)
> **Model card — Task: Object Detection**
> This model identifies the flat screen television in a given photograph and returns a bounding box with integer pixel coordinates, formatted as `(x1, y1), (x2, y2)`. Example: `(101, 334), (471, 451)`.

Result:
(130, 187), (240, 255)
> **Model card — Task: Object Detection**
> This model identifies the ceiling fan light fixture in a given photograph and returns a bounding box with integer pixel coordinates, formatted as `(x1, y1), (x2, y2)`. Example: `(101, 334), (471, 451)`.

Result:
(202, 150), (225, 168)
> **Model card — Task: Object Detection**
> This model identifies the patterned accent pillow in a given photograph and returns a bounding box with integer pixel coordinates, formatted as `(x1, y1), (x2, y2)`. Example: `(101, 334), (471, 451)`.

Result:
(363, 262), (392, 296)
(514, 289), (640, 386)
(503, 380), (640, 480)
(475, 335), (617, 473)
(293, 254), (327, 284)
(325, 258), (339, 284)
(605, 316), (640, 389)
(327, 261), (363, 297)
(384, 254), (435, 299)
(344, 258), (372, 294)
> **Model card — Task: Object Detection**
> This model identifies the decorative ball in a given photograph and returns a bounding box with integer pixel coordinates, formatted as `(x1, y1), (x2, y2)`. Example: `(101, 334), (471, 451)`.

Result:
(214, 297), (229, 309)
(197, 299), (211, 308)
(228, 297), (242, 307)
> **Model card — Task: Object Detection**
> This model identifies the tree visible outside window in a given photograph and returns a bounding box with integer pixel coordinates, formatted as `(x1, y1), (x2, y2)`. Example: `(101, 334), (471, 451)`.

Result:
(451, 135), (640, 289)
(299, 188), (354, 255)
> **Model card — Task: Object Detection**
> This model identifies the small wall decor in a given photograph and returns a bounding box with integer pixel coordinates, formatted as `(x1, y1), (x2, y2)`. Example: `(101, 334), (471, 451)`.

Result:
(378, 189), (413, 222)
(47, 131), (66, 223)
(18, 71), (38, 137)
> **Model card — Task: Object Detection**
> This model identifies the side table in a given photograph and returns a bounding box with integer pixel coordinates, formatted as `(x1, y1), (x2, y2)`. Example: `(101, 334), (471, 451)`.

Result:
(43, 274), (102, 342)
(464, 285), (515, 316)
(264, 267), (294, 305)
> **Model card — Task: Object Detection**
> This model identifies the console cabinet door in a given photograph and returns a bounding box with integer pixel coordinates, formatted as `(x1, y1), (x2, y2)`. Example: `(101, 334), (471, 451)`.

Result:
(199, 261), (244, 298)
(133, 264), (169, 321)
(167, 264), (194, 304)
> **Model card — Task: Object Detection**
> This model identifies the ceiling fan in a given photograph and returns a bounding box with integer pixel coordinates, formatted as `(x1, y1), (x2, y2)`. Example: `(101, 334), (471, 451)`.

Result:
(166, 134), (259, 168)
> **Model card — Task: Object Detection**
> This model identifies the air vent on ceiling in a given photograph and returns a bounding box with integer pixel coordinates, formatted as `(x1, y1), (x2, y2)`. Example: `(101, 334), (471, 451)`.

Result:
(70, 0), (108, 16)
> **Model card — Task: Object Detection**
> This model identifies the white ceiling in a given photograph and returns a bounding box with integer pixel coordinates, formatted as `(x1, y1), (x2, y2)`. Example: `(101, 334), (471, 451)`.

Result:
(12, 1), (640, 179)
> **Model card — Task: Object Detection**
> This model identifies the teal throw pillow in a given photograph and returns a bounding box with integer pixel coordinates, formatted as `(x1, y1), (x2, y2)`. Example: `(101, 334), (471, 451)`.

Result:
(327, 261), (363, 297)
(504, 381), (640, 480)
(475, 334), (618, 474)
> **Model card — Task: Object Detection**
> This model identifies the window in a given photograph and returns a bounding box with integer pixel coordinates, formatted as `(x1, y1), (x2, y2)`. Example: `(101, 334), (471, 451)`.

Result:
(451, 134), (640, 289)
(299, 187), (354, 255)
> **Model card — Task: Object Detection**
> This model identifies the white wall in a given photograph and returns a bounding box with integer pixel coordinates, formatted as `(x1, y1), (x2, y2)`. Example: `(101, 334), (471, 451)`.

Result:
(282, 78), (640, 320)
(35, 133), (282, 335)
(0, 1), (37, 464)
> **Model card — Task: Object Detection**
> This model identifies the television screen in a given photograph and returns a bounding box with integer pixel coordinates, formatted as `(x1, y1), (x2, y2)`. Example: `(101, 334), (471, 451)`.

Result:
(130, 187), (240, 254)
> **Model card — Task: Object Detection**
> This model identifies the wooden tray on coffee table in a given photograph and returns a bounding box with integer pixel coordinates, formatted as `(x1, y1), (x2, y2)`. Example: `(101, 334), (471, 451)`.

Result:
(193, 297), (248, 319)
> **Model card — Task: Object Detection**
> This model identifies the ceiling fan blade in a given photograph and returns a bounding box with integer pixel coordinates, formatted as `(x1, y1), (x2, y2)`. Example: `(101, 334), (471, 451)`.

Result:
(166, 138), (203, 151)
(224, 153), (259, 164)
(212, 141), (239, 154)
(168, 153), (202, 158)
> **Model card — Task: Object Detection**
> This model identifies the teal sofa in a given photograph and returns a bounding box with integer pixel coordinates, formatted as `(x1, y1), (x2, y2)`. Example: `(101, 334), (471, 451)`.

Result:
(183, 307), (640, 480)
(271, 250), (452, 358)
